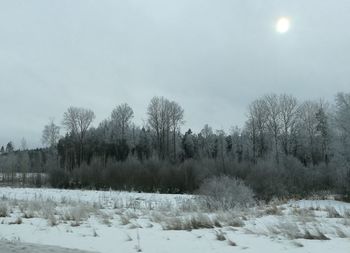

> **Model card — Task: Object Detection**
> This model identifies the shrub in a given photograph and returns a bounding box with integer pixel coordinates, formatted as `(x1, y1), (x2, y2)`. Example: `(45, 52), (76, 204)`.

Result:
(9, 217), (22, 225)
(48, 169), (69, 188)
(161, 217), (187, 230)
(215, 230), (226, 241)
(303, 230), (330, 240)
(198, 175), (255, 210)
(189, 213), (214, 229)
(0, 203), (8, 217)
(62, 204), (94, 226)
(246, 160), (288, 200)
(326, 207), (343, 218)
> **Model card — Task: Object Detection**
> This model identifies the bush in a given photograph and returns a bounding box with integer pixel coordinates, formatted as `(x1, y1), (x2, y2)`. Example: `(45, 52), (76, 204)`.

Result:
(48, 169), (69, 188)
(246, 160), (288, 200)
(198, 175), (255, 210)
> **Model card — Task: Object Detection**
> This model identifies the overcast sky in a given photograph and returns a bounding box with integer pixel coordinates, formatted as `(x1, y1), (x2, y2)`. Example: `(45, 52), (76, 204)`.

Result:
(1, 0), (350, 148)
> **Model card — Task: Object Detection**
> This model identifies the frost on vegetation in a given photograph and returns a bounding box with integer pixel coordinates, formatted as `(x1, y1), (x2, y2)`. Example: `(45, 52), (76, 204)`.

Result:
(198, 175), (255, 211)
(61, 205), (96, 226)
(0, 203), (8, 217)
(159, 213), (217, 231)
(262, 219), (333, 240)
(215, 229), (226, 241)
(326, 207), (343, 218)
(9, 217), (22, 225)
(215, 212), (244, 227)
(120, 211), (138, 225)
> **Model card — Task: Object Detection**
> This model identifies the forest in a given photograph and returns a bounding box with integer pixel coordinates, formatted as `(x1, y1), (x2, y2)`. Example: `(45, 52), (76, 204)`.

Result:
(1, 93), (350, 200)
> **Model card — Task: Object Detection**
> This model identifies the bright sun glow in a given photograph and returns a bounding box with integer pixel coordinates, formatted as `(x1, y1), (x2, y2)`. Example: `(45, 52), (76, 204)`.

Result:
(276, 17), (290, 33)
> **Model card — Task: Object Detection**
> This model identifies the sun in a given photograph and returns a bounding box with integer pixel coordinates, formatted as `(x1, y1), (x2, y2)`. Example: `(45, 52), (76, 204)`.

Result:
(276, 17), (290, 33)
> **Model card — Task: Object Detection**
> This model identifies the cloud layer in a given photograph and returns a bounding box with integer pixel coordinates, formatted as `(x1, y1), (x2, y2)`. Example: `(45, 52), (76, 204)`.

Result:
(1, 0), (350, 147)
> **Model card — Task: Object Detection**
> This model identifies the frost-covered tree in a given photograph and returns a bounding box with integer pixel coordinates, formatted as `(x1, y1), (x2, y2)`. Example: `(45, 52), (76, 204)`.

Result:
(315, 104), (331, 164)
(182, 129), (195, 159)
(333, 92), (350, 177)
(264, 94), (282, 163)
(279, 94), (298, 156)
(147, 96), (175, 159)
(5, 142), (14, 153)
(42, 119), (60, 148)
(111, 103), (134, 141)
(62, 107), (95, 164)
(297, 101), (319, 165)
(20, 138), (28, 151)
(169, 101), (184, 160)
(247, 98), (269, 162)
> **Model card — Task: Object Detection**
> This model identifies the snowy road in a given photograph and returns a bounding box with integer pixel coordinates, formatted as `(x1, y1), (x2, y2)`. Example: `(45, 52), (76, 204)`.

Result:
(0, 241), (98, 253)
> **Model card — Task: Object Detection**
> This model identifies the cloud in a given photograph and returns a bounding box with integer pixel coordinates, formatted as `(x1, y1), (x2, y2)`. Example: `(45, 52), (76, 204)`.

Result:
(0, 0), (350, 147)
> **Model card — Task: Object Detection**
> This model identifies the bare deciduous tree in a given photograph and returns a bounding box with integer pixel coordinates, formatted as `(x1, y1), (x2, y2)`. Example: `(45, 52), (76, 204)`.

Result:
(297, 101), (320, 165)
(169, 101), (184, 160)
(247, 98), (269, 162)
(62, 107), (95, 164)
(147, 97), (169, 159)
(111, 103), (134, 141)
(147, 97), (184, 159)
(279, 94), (298, 156)
(264, 94), (282, 163)
(42, 119), (60, 147)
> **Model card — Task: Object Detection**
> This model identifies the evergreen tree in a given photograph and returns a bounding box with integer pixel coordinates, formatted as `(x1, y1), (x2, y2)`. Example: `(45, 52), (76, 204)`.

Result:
(182, 129), (195, 159)
(6, 142), (14, 153)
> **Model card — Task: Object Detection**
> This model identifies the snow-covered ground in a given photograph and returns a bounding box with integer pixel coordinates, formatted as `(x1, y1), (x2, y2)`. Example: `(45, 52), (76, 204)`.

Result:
(0, 187), (350, 253)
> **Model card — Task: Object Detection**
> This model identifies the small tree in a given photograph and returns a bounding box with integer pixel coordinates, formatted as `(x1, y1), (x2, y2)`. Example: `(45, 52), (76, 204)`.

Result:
(198, 175), (255, 210)
(5, 142), (14, 153)
(42, 119), (60, 148)
(62, 107), (95, 165)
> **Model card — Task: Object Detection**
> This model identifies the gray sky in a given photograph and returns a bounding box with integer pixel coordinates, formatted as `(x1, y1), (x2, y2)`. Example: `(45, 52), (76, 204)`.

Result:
(1, 0), (350, 148)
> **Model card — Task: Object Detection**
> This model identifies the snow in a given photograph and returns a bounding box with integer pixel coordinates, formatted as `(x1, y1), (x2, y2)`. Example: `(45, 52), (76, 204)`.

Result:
(0, 187), (350, 253)
(0, 240), (97, 253)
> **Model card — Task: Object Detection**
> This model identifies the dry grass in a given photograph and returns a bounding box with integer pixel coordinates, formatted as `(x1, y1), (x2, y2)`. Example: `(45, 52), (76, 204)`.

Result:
(291, 241), (304, 247)
(265, 205), (283, 216)
(120, 211), (138, 225)
(214, 212), (244, 227)
(341, 218), (350, 226)
(9, 217), (22, 225)
(124, 232), (133, 241)
(190, 213), (214, 229)
(292, 208), (316, 223)
(215, 229), (226, 241)
(99, 211), (112, 226)
(292, 207), (315, 217)
(60, 204), (98, 226)
(227, 238), (237, 246)
(343, 209), (350, 218)
(46, 213), (58, 226)
(128, 222), (142, 229)
(158, 213), (216, 231)
(2, 190), (350, 244)
(262, 218), (333, 241)
(334, 226), (348, 238)
(161, 217), (186, 230)
(302, 229), (330, 240)
(326, 207), (343, 218)
(0, 203), (8, 217)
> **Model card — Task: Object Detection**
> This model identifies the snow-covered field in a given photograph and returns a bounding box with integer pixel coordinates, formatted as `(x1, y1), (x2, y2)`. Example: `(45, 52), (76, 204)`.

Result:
(0, 187), (350, 253)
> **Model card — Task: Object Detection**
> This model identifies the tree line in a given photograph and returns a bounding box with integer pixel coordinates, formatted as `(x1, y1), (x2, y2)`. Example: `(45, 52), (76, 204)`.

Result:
(0, 93), (350, 200)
